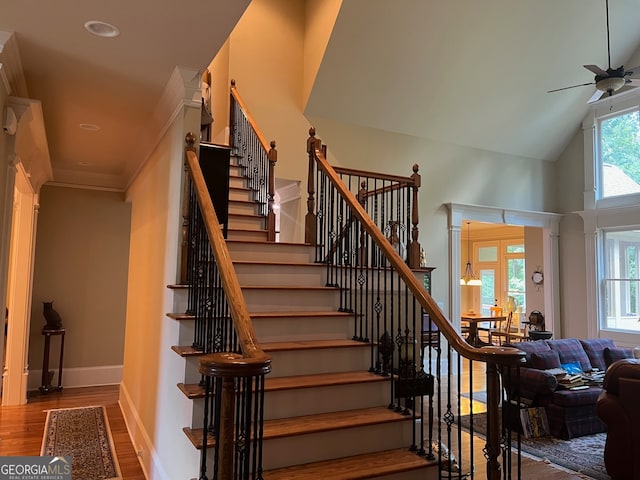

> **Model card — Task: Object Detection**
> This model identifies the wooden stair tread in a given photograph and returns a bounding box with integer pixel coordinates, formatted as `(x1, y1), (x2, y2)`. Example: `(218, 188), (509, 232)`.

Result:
(229, 212), (263, 219)
(228, 228), (268, 233)
(171, 345), (202, 357)
(263, 447), (435, 480)
(234, 260), (323, 268)
(184, 406), (410, 448)
(250, 310), (353, 319)
(263, 339), (369, 352)
(241, 285), (341, 291)
(177, 371), (386, 399)
(263, 406), (410, 440)
(226, 239), (313, 247)
(166, 312), (194, 321)
(266, 370), (387, 391)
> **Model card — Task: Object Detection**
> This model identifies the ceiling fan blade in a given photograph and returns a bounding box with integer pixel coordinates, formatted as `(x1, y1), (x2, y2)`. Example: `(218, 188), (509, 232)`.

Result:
(587, 89), (606, 104)
(624, 66), (640, 77)
(584, 64), (608, 76)
(547, 82), (595, 93)
(627, 78), (640, 86)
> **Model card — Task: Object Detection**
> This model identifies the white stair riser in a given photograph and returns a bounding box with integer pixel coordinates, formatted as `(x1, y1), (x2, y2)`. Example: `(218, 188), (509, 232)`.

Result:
(235, 263), (325, 287)
(229, 164), (243, 176)
(228, 242), (315, 263)
(227, 229), (268, 242)
(229, 175), (246, 189)
(229, 214), (264, 230)
(266, 346), (371, 377)
(173, 288), (188, 314)
(244, 288), (339, 312)
(263, 381), (390, 420)
(253, 315), (352, 343)
(261, 420), (415, 470)
(229, 188), (253, 202)
(229, 201), (260, 216)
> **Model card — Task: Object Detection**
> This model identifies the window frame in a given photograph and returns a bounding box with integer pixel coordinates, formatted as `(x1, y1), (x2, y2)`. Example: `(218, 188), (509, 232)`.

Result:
(599, 227), (640, 334)
(582, 88), (640, 344)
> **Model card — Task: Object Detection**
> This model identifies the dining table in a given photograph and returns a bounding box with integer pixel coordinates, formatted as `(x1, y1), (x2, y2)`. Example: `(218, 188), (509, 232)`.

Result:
(461, 313), (507, 347)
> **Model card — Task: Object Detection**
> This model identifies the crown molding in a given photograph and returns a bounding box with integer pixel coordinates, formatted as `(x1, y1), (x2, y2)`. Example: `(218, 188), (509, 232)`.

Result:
(50, 167), (126, 192)
(124, 66), (203, 190)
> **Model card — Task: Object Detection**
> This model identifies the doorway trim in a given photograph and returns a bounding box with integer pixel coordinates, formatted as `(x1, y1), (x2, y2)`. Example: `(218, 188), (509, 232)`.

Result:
(446, 203), (563, 339)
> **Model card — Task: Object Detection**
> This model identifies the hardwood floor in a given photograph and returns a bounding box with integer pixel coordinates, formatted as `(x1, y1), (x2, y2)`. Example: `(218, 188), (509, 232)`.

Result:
(0, 385), (145, 480)
(0, 384), (591, 480)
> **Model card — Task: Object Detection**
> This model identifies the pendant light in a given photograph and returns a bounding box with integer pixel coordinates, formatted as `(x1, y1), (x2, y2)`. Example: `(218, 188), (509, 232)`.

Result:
(460, 222), (482, 286)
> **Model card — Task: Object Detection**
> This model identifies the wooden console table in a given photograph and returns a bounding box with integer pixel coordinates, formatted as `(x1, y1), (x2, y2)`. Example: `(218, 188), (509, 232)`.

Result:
(40, 328), (65, 393)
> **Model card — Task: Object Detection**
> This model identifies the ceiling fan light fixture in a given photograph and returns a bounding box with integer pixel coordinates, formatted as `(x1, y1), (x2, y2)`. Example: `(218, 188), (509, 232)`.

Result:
(596, 76), (626, 93)
(84, 20), (120, 38)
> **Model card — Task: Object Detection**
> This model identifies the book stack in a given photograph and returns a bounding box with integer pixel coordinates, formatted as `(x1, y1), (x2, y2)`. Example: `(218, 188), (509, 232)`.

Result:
(581, 369), (605, 386)
(557, 373), (585, 389)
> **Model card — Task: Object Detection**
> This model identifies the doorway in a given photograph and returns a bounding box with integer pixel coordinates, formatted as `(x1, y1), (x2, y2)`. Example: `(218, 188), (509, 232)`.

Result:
(447, 203), (562, 339)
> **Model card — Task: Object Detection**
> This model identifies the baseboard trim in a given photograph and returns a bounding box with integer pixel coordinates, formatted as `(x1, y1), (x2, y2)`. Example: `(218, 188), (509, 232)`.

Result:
(119, 381), (169, 480)
(27, 365), (123, 391)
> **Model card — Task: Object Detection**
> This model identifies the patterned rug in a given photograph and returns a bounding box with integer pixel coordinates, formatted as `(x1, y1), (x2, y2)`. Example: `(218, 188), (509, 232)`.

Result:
(460, 412), (609, 480)
(41, 406), (122, 480)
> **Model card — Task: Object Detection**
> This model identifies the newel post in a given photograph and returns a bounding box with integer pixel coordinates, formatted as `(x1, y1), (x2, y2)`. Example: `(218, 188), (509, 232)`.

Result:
(267, 140), (278, 242)
(305, 128), (318, 245)
(407, 163), (421, 269)
(485, 362), (503, 480)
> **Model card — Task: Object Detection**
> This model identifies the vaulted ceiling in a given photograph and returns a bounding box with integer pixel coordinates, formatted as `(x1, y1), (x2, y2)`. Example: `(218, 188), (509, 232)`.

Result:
(2, 0), (640, 191)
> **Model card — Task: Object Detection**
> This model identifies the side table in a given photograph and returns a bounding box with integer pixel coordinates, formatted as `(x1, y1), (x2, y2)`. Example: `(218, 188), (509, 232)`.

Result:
(40, 328), (65, 393)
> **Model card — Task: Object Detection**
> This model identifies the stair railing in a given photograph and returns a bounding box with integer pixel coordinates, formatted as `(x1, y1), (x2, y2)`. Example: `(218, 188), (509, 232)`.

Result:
(305, 128), (526, 480)
(184, 133), (271, 480)
(230, 80), (277, 241)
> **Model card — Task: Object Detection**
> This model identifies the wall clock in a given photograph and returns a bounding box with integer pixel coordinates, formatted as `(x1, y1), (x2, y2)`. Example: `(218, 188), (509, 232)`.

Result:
(532, 268), (544, 289)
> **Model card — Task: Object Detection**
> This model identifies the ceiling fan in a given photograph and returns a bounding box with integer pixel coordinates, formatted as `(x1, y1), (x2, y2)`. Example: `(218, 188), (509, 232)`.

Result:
(548, 0), (640, 103)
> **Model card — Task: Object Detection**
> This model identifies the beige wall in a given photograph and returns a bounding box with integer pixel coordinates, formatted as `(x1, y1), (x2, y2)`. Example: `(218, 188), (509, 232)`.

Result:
(120, 104), (201, 479)
(209, 0), (313, 243)
(28, 186), (131, 375)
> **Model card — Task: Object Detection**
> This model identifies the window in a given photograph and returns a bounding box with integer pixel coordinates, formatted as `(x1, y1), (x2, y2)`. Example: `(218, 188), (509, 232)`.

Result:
(476, 240), (525, 315)
(598, 108), (640, 200)
(601, 229), (640, 332)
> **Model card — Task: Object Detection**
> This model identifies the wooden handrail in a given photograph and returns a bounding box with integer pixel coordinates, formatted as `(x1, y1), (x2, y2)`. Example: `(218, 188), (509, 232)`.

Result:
(309, 135), (524, 365)
(333, 165), (415, 185)
(230, 79), (271, 153)
(184, 132), (270, 362)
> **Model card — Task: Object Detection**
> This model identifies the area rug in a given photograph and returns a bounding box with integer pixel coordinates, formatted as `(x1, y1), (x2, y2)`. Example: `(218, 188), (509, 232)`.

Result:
(41, 406), (122, 480)
(460, 411), (609, 480)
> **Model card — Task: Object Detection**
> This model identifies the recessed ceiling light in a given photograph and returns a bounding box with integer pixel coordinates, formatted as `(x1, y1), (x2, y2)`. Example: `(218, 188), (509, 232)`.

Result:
(79, 123), (100, 131)
(84, 20), (120, 38)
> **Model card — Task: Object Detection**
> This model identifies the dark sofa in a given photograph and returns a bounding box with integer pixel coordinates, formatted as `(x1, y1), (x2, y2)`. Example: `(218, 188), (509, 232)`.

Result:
(596, 358), (640, 480)
(504, 338), (633, 439)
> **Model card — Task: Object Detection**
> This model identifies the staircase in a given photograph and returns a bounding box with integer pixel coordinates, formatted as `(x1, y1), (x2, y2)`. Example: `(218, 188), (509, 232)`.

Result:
(169, 155), (438, 479)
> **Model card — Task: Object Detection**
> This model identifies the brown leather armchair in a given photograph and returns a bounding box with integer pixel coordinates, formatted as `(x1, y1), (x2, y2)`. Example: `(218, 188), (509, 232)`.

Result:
(596, 358), (640, 480)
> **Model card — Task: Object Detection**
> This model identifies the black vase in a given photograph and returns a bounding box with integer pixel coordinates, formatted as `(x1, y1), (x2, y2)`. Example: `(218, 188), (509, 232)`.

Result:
(43, 301), (63, 330)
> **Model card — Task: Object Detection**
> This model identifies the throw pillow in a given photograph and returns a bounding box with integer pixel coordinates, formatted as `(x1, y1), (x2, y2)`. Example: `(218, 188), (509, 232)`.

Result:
(604, 347), (633, 368)
(530, 350), (561, 370)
